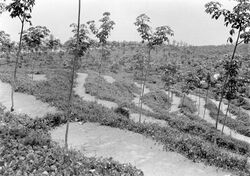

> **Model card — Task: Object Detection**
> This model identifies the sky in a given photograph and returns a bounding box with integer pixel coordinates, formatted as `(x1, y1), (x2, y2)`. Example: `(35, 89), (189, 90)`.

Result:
(0, 0), (238, 46)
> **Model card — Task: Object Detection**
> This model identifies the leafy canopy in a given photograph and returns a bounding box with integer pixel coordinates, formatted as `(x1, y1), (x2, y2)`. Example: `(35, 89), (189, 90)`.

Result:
(6, 0), (35, 23)
(45, 34), (61, 51)
(22, 26), (50, 50)
(205, 0), (250, 44)
(0, 30), (15, 52)
(87, 12), (115, 44)
(0, 30), (10, 46)
(0, 1), (6, 14)
(223, 56), (241, 100)
(134, 13), (174, 48)
(66, 23), (91, 57)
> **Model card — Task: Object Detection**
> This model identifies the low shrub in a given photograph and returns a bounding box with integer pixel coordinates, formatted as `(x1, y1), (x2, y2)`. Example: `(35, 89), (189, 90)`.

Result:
(114, 106), (130, 119)
(141, 90), (171, 113)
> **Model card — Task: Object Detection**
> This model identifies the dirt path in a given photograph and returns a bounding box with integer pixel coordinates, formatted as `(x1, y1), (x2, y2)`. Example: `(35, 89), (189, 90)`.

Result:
(51, 122), (229, 176)
(187, 94), (250, 144)
(101, 75), (116, 84)
(0, 80), (57, 118)
(165, 91), (181, 113)
(210, 99), (237, 120)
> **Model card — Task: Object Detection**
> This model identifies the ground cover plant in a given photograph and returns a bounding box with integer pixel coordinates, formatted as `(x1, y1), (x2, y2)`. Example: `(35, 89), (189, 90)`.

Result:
(0, 66), (249, 175)
(0, 110), (143, 176)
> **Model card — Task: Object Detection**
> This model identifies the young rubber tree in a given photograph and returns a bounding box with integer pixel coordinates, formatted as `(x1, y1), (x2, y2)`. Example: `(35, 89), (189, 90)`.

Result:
(194, 67), (206, 115)
(160, 63), (178, 100)
(87, 12), (115, 101)
(65, 0), (91, 149)
(181, 72), (197, 106)
(195, 76), (201, 115)
(132, 50), (146, 83)
(134, 13), (174, 122)
(205, 0), (250, 129)
(180, 72), (196, 107)
(221, 57), (240, 133)
(22, 26), (50, 79)
(6, 0), (35, 112)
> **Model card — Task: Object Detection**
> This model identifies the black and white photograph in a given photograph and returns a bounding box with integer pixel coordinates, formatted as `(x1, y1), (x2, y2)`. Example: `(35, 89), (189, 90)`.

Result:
(0, 0), (250, 175)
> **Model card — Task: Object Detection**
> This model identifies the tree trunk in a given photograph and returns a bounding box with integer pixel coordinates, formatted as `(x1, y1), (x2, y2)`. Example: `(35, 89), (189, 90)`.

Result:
(139, 47), (151, 122)
(10, 18), (25, 112)
(198, 88), (201, 115)
(65, 0), (81, 149)
(215, 96), (223, 129)
(171, 91), (173, 101)
(203, 87), (209, 119)
(96, 44), (104, 103)
(238, 106), (241, 117)
(181, 93), (186, 106)
(31, 51), (36, 80)
(138, 59), (145, 106)
(222, 101), (230, 134)
(6, 47), (10, 64)
(215, 28), (241, 129)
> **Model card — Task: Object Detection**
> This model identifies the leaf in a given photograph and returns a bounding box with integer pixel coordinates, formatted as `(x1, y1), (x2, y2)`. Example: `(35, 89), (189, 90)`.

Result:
(227, 37), (233, 44)
(229, 29), (235, 35)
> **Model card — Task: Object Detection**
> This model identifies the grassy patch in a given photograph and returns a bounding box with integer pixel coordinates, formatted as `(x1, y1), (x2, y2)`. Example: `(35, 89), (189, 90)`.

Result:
(141, 90), (171, 113)
(85, 72), (139, 104)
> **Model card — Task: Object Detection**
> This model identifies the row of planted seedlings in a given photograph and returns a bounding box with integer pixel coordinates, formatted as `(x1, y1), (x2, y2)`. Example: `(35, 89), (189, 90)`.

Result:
(0, 64), (249, 175)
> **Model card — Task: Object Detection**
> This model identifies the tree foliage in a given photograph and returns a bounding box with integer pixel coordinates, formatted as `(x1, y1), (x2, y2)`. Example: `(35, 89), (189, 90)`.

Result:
(66, 23), (91, 57)
(87, 12), (115, 44)
(0, 1), (6, 14)
(205, 0), (250, 44)
(0, 30), (11, 50)
(134, 13), (174, 48)
(22, 26), (50, 51)
(45, 34), (61, 51)
(223, 56), (241, 100)
(6, 0), (35, 23)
